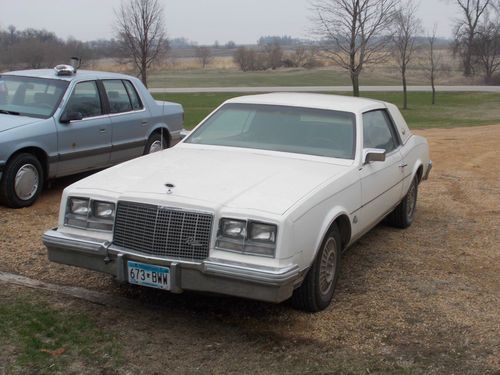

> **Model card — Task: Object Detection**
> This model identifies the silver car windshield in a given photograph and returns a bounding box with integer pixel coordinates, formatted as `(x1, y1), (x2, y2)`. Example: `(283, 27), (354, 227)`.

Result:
(0, 75), (69, 119)
(185, 103), (357, 159)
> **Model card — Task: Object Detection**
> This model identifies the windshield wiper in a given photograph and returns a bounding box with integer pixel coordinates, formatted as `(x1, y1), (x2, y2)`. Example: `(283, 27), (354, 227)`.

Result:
(0, 109), (20, 116)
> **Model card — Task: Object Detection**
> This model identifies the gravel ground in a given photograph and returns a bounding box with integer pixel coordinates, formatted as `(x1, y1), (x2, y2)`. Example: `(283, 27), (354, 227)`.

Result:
(0, 125), (499, 374)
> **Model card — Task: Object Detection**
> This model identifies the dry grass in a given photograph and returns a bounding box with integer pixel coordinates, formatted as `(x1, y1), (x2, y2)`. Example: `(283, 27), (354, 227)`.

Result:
(0, 126), (499, 374)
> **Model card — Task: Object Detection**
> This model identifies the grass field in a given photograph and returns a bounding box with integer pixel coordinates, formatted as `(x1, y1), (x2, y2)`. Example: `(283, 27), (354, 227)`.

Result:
(0, 287), (122, 374)
(155, 91), (500, 130)
(148, 67), (406, 88)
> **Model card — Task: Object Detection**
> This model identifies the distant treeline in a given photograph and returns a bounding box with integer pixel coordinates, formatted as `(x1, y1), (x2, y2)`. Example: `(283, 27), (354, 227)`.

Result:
(0, 26), (126, 71)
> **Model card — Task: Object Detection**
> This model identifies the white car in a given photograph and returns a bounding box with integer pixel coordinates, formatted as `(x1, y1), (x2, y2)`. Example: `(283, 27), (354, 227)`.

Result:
(43, 93), (431, 312)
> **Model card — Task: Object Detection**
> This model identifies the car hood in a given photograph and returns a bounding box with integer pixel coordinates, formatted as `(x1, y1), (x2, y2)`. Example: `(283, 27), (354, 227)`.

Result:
(70, 145), (352, 215)
(0, 114), (42, 133)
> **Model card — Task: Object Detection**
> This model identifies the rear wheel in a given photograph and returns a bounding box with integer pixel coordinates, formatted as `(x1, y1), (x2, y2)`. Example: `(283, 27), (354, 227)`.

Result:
(0, 153), (44, 208)
(144, 132), (169, 154)
(291, 224), (342, 312)
(386, 175), (418, 229)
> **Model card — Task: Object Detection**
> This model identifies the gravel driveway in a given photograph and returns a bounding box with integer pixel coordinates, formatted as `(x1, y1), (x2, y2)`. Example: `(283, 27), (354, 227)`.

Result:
(1, 125), (499, 374)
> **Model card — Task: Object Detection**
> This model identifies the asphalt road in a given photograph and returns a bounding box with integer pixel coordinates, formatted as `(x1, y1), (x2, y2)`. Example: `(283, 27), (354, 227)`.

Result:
(150, 85), (500, 94)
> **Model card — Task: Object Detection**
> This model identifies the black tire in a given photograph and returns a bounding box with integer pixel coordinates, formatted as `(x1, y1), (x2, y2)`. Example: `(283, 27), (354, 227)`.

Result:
(386, 175), (419, 229)
(144, 132), (169, 155)
(291, 224), (342, 312)
(0, 153), (44, 208)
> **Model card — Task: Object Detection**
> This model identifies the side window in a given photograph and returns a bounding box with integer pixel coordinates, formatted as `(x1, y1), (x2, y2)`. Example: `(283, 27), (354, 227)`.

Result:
(66, 81), (102, 118)
(362, 110), (399, 153)
(123, 80), (143, 110)
(103, 80), (132, 114)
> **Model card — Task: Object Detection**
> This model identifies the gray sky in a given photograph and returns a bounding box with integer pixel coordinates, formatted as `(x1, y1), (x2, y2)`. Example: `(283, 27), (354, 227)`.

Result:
(0, 0), (458, 44)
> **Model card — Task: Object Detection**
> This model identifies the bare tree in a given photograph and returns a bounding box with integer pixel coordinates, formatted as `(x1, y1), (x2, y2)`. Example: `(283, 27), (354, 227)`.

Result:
(195, 46), (213, 68)
(263, 42), (284, 70)
(472, 8), (500, 82)
(115, 0), (167, 87)
(451, 0), (492, 76)
(311, 0), (397, 96)
(426, 25), (441, 105)
(393, 1), (422, 109)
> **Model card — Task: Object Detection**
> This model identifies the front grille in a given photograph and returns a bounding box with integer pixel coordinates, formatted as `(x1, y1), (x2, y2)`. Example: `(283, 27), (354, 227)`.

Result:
(113, 201), (213, 261)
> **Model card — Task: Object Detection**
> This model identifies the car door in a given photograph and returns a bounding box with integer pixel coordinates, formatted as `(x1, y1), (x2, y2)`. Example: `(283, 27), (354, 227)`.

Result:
(56, 80), (111, 176)
(359, 109), (405, 228)
(102, 79), (151, 164)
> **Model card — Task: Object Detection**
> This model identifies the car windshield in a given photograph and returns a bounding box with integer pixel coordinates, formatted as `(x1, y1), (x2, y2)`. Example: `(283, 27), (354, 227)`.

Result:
(185, 103), (357, 159)
(0, 75), (69, 119)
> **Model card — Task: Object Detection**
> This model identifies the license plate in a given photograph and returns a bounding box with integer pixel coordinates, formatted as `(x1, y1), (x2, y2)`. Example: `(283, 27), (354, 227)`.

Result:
(127, 261), (170, 290)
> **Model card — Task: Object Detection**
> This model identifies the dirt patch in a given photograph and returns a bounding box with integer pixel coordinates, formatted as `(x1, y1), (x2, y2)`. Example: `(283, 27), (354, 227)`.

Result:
(1, 125), (499, 374)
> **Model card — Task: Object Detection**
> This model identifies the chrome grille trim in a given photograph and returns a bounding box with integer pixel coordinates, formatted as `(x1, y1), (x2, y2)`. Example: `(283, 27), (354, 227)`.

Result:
(113, 201), (213, 261)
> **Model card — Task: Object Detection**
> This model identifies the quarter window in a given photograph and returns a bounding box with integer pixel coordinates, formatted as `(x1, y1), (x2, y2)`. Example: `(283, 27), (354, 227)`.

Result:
(123, 80), (143, 110)
(362, 110), (399, 153)
(65, 81), (102, 118)
(103, 80), (133, 114)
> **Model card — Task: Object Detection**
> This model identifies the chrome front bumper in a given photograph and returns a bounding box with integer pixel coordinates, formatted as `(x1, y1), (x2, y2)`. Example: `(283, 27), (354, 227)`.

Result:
(43, 229), (302, 303)
(423, 160), (432, 180)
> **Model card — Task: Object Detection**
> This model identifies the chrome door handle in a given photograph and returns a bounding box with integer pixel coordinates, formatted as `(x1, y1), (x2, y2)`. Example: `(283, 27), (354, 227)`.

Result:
(99, 128), (107, 134)
(399, 162), (408, 168)
(141, 120), (149, 126)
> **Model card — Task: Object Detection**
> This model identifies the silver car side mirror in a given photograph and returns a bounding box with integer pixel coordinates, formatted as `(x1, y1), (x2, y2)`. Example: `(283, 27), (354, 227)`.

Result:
(363, 148), (386, 164)
(179, 129), (191, 139)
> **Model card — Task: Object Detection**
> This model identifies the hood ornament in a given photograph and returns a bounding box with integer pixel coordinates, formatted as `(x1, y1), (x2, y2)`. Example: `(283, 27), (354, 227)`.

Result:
(165, 183), (175, 194)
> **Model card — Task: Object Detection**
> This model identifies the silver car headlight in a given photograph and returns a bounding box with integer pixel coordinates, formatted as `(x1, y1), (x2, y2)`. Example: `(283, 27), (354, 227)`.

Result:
(65, 197), (115, 231)
(216, 218), (277, 257)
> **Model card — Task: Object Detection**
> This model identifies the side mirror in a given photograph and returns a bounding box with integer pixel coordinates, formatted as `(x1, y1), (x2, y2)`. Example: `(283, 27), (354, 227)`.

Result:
(179, 129), (191, 139)
(60, 111), (83, 124)
(363, 148), (386, 164)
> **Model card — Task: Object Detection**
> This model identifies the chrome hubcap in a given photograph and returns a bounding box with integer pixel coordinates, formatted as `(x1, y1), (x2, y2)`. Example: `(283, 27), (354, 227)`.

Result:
(406, 181), (417, 219)
(14, 164), (39, 201)
(319, 237), (337, 295)
(149, 140), (163, 153)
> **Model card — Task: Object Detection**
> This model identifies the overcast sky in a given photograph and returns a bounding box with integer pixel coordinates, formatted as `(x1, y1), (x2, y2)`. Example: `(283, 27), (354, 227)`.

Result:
(0, 0), (458, 44)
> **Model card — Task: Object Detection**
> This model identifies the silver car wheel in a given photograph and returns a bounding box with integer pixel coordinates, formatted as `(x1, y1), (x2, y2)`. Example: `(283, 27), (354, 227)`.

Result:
(406, 180), (417, 219)
(148, 140), (164, 153)
(319, 237), (337, 295)
(14, 164), (39, 201)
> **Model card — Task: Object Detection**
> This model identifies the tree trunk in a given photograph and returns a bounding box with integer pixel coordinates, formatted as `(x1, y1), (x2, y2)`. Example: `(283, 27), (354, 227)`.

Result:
(141, 60), (148, 88)
(464, 36), (473, 77)
(351, 72), (360, 97)
(431, 74), (436, 105)
(402, 67), (408, 109)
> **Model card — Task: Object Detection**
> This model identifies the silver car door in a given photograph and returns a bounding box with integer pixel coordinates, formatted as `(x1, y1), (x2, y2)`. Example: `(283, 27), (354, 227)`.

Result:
(103, 79), (152, 164)
(56, 80), (111, 176)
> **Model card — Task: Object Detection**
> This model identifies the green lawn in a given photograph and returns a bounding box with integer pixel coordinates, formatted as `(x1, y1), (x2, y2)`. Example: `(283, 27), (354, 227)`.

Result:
(155, 91), (500, 130)
(148, 68), (404, 88)
(0, 292), (122, 374)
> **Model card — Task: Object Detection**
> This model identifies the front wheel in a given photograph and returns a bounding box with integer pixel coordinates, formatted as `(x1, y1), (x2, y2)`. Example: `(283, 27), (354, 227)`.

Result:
(0, 153), (44, 208)
(291, 224), (342, 312)
(144, 132), (168, 155)
(386, 175), (419, 229)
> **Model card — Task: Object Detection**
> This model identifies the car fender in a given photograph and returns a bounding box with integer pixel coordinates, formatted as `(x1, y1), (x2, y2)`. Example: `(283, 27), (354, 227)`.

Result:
(311, 205), (352, 262)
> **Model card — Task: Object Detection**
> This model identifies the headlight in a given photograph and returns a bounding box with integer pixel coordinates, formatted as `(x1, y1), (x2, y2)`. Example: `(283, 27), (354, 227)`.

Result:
(93, 201), (115, 219)
(65, 197), (115, 231)
(216, 218), (277, 257)
(69, 197), (90, 216)
(221, 219), (246, 239)
(249, 222), (276, 243)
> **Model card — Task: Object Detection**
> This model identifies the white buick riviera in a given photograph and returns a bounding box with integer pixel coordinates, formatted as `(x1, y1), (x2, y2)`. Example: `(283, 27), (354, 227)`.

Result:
(44, 93), (431, 312)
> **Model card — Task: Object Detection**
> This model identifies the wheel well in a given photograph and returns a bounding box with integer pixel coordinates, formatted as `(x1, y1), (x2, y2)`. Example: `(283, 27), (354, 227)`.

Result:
(8, 147), (48, 180)
(151, 127), (171, 147)
(416, 165), (424, 183)
(332, 214), (351, 250)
